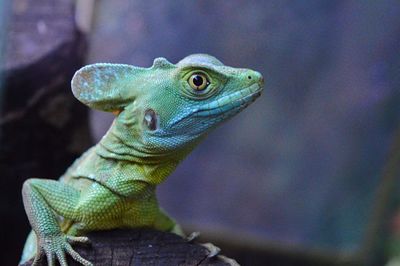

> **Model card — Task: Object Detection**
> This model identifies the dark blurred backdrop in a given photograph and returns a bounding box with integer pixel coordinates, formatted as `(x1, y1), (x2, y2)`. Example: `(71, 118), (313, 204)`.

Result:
(88, 0), (400, 257)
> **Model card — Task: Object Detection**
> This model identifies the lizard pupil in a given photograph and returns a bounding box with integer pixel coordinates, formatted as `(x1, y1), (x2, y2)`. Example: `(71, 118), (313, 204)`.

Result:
(193, 75), (204, 87)
(188, 73), (208, 91)
(144, 109), (158, 131)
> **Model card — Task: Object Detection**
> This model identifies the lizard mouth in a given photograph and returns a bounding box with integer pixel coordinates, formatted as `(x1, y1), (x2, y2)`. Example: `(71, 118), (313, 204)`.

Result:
(166, 83), (262, 130)
(194, 83), (263, 117)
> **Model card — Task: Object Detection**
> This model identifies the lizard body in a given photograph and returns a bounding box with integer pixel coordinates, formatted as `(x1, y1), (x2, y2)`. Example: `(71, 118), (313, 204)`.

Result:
(20, 54), (264, 265)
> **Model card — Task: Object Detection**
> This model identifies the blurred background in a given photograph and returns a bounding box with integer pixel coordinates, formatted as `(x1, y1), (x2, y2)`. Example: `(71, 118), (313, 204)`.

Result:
(1, 0), (400, 265)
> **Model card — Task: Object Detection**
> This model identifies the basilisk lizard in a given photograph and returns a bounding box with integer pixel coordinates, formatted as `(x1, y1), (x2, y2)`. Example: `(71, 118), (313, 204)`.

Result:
(20, 54), (264, 265)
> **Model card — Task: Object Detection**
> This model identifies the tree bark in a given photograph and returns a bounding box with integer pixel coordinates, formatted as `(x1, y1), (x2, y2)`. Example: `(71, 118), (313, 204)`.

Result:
(20, 229), (237, 266)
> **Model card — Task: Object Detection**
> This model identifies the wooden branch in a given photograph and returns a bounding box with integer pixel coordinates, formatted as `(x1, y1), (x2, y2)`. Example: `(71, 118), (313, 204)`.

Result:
(20, 229), (238, 266)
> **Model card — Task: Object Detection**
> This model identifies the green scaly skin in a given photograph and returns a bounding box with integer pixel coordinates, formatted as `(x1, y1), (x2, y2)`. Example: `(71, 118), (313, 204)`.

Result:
(20, 54), (264, 266)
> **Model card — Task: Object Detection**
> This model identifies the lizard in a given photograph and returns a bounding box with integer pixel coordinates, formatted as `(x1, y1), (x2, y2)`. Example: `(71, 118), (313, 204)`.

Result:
(20, 54), (264, 266)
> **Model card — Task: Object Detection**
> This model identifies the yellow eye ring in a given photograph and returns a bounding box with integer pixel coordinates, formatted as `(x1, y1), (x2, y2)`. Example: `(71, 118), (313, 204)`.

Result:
(188, 73), (209, 91)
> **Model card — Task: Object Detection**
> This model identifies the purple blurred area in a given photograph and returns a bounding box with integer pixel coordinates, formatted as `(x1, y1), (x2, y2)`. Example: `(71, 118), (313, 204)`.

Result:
(88, 0), (400, 253)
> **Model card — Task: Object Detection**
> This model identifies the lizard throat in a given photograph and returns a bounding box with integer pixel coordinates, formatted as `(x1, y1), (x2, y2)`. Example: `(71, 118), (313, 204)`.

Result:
(96, 126), (183, 165)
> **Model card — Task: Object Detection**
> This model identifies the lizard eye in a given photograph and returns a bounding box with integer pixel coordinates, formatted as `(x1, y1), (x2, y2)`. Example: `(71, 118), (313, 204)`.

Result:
(188, 73), (209, 91)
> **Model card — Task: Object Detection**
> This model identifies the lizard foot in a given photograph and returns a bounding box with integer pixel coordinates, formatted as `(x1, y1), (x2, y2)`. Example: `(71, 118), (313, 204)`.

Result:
(186, 231), (200, 243)
(200, 243), (240, 265)
(33, 234), (92, 266)
(217, 255), (240, 266)
(201, 242), (221, 258)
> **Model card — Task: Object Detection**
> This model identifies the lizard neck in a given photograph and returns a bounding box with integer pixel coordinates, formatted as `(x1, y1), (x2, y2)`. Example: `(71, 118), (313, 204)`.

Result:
(92, 110), (204, 186)
(69, 146), (180, 186)
(95, 119), (193, 165)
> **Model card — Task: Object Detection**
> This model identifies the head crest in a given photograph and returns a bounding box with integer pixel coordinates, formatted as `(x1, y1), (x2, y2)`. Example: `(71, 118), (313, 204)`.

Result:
(152, 57), (174, 69)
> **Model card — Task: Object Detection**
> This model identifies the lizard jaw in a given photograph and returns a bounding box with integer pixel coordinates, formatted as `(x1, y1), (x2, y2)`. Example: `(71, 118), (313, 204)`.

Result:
(194, 83), (262, 117)
(166, 83), (262, 130)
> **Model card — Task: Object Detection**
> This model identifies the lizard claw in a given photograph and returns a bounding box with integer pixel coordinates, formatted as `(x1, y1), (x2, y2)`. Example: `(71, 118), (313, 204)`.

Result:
(186, 231), (200, 243)
(217, 255), (240, 266)
(185, 233), (221, 258)
(64, 244), (93, 266)
(201, 242), (221, 258)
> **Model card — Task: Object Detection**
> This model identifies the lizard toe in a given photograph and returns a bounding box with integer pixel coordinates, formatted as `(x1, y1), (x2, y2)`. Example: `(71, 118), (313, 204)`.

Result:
(65, 243), (93, 266)
(67, 235), (91, 245)
(186, 231), (201, 243)
(56, 250), (68, 266)
(201, 242), (221, 258)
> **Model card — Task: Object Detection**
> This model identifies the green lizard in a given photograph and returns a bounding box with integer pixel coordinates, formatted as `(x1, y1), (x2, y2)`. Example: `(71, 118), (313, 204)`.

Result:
(20, 54), (264, 266)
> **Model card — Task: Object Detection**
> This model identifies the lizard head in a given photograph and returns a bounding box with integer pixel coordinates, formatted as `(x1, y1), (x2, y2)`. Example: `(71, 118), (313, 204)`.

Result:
(72, 54), (264, 157)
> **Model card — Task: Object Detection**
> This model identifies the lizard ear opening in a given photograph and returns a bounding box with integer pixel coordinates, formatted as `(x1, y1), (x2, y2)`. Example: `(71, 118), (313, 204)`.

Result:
(71, 63), (139, 112)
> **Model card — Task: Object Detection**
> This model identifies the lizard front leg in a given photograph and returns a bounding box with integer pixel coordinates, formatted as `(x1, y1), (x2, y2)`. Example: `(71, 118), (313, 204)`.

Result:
(22, 178), (92, 266)
(154, 208), (185, 237)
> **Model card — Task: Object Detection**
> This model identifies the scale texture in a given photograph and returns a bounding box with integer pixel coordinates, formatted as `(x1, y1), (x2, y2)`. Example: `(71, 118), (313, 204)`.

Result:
(20, 54), (264, 266)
